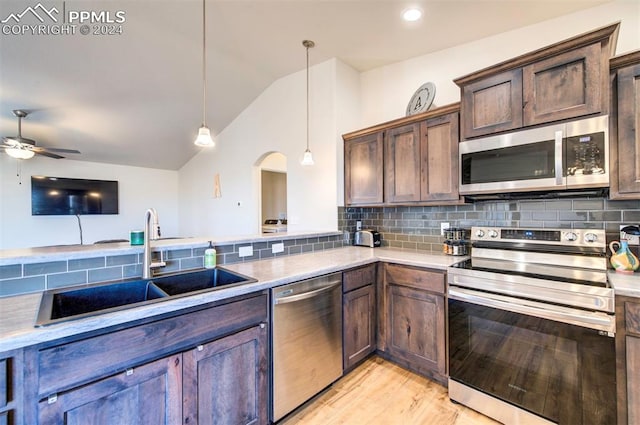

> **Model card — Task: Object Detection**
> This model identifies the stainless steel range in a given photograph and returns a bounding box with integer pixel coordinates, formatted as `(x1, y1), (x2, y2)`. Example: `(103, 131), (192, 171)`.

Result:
(447, 227), (616, 425)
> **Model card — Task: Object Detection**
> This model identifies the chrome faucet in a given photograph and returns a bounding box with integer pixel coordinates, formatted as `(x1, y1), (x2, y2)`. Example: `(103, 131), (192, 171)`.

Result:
(142, 208), (166, 279)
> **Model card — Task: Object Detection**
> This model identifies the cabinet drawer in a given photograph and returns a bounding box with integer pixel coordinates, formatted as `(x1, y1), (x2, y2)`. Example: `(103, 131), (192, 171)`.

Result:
(626, 301), (640, 335)
(384, 264), (444, 294)
(343, 264), (376, 293)
(38, 293), (267, 397)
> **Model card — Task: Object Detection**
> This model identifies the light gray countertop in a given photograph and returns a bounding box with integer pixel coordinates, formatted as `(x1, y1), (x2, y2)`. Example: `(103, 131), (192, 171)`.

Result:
(0, 246), (465, 352)
(608, 270), (640, 298)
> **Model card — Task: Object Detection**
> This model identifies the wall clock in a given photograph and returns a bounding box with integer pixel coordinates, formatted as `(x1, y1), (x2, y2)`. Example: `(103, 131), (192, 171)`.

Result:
(405, 82), (436, 116)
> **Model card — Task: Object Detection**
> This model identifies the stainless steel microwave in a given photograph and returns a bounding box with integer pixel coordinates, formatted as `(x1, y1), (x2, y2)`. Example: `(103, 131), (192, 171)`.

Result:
(459, 115), (609, 196)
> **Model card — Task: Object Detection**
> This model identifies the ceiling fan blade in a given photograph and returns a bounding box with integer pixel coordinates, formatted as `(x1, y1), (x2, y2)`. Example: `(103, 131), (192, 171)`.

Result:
(38, 147), (81, 154)
(31, 149), (64, 159)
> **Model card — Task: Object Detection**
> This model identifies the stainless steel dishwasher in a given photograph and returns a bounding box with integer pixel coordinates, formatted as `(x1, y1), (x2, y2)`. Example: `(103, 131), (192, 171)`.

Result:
(271, 273), (343, 422)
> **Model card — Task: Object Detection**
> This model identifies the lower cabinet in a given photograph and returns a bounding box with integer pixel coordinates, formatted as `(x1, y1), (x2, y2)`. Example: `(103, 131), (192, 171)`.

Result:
(38, 354), (183, 424)
(343, 265), (377, 370)
(26, 292), (269, 425)
(183, 324), (268, 425)
(0, 349), (23, 425)
(379, 263), (446, 384)
(616, 295), (640, 425)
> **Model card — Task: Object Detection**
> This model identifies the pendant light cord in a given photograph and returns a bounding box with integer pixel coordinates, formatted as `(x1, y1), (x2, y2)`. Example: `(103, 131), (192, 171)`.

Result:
(201, 0), (207, 127)
(307, 42), (312, 151)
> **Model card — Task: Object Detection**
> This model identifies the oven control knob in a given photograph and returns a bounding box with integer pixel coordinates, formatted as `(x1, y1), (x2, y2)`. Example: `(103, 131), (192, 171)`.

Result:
(565, 232), (578, 242)
(475, 229), (485, 238)
(585, 233), (598, 243)
(488, 230), (499, 238)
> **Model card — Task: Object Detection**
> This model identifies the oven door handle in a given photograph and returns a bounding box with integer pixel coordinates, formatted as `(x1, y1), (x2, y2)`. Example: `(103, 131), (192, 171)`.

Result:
(448, 287), (615, 334)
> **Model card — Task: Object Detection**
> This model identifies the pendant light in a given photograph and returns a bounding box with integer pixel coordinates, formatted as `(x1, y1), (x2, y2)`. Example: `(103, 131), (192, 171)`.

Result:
(301, 40), (315, 166)
(194, 0), (215, 147)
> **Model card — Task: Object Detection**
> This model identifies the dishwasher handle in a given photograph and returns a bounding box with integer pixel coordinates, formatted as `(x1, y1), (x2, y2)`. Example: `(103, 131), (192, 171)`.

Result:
(274, 281), (341, 305)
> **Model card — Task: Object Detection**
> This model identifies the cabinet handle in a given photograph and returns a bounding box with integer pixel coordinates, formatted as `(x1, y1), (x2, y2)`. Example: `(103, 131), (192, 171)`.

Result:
(48, 394), (58, 404)
(260, 323), (266, 329)
(126, 368), (134, 376)
(197, 345), (204, 352)
(554, 130), (564, 186)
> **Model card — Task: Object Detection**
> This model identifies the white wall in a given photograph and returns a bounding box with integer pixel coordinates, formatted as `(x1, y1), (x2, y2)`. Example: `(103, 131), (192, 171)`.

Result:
(358, 0), (640, 128)
(0, 155), (179, 249)
(178, 58), (361, 236)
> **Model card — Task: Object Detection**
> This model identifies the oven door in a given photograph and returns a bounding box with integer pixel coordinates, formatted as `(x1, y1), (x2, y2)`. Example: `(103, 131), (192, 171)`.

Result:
(448, 290), (616, 424)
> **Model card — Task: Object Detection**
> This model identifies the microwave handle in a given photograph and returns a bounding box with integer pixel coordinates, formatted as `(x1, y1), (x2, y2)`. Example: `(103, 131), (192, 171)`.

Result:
(554, 130), (564, 186)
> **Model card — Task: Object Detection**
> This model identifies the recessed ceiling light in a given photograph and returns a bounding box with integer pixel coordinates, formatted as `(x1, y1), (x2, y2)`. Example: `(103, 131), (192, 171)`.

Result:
(402, 8), (423, 22)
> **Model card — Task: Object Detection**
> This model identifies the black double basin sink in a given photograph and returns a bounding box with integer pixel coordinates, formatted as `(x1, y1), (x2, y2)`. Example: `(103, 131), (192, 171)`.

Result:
(36, 267), (256, 327)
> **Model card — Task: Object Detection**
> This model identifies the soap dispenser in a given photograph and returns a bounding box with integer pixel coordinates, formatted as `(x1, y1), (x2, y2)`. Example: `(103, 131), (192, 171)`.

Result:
(204, 241), (217, 269)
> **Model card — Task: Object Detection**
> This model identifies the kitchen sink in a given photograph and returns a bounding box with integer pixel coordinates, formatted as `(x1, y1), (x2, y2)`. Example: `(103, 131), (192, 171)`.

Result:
(153, 267), (256, 296)
(35, 267), (256, 327)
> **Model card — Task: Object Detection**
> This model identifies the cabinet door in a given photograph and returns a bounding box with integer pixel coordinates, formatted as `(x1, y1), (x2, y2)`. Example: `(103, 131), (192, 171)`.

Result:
(38, 354), (182, 425)
(183, 324), (268, 425)
(627, 336), (640, 425)
(0, 350), (23, 425)
(343, 284), (376, 370)
(344, 132), (383, 205)
(523, 43), (603, 126)
(385, 123), (421, 203)
(420, 112), (460, 202)
(385, 284), (446, 376)
(613, 62), (640, 197)
(461, 69), (523, 139)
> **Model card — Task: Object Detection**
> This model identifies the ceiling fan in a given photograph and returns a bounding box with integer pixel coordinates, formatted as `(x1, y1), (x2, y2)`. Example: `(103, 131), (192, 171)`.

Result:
(1, 110), (80, 160)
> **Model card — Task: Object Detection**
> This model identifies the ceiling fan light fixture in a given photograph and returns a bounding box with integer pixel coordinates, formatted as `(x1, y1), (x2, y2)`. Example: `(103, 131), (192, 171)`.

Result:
(6, 147), (35, 159)
(194, 125), (215, 147)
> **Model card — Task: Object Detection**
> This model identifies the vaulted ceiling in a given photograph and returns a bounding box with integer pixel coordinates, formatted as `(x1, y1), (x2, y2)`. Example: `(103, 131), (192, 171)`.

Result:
(0, 0), (609, 170)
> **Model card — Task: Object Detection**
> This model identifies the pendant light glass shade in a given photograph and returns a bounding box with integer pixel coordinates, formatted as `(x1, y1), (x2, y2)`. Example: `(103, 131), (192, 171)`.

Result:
(194, 0), (215, 148)
(301, 148), (314, 166)
(194, 126), (214, 147)
(6, 147), (35, 159)
(301, 39), (315, 166)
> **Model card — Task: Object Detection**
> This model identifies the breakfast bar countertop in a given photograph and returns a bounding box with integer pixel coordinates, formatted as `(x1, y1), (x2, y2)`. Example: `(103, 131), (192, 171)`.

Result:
(0, 246), (466, 352)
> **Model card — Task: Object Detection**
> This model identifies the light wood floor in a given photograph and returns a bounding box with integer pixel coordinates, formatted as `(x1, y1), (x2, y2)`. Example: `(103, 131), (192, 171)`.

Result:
(280, 356), (500, 425)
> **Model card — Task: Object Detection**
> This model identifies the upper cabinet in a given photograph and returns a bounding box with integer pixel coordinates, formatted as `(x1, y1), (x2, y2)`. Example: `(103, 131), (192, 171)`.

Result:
(344, 132), (384, 205)
(455, 23), (619, 140)
(610, 50), (640, 200)
(343, 104), (461, 207)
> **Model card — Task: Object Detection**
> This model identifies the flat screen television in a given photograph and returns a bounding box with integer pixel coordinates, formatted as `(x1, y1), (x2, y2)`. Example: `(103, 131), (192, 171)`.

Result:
(31, 176), (119, 215)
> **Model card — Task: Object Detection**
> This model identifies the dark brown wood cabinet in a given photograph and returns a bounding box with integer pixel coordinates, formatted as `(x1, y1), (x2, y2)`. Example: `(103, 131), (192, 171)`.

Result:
(610, 51), (640, 200)
(38, 354), (183, 424)
(385, 124), (421, 203)
(343, 264), (377, 371)
(0, 350), (23, 425)
(344, 104), (462, 206)
(25, 292), (269, 425)
(616, 295), (640, 425)
(420, 113), (460, 202)
(460, 68), (523, 138)
(456, 23), (618, 140)
(183, 324), (268, 425)
(344, 131), (384, 205)
(379, 263), (446, 384)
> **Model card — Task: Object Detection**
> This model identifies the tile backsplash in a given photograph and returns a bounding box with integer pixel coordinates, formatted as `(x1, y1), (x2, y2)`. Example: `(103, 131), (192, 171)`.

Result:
(0, 234), (346, 297)
(338, 198), (640, 252)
